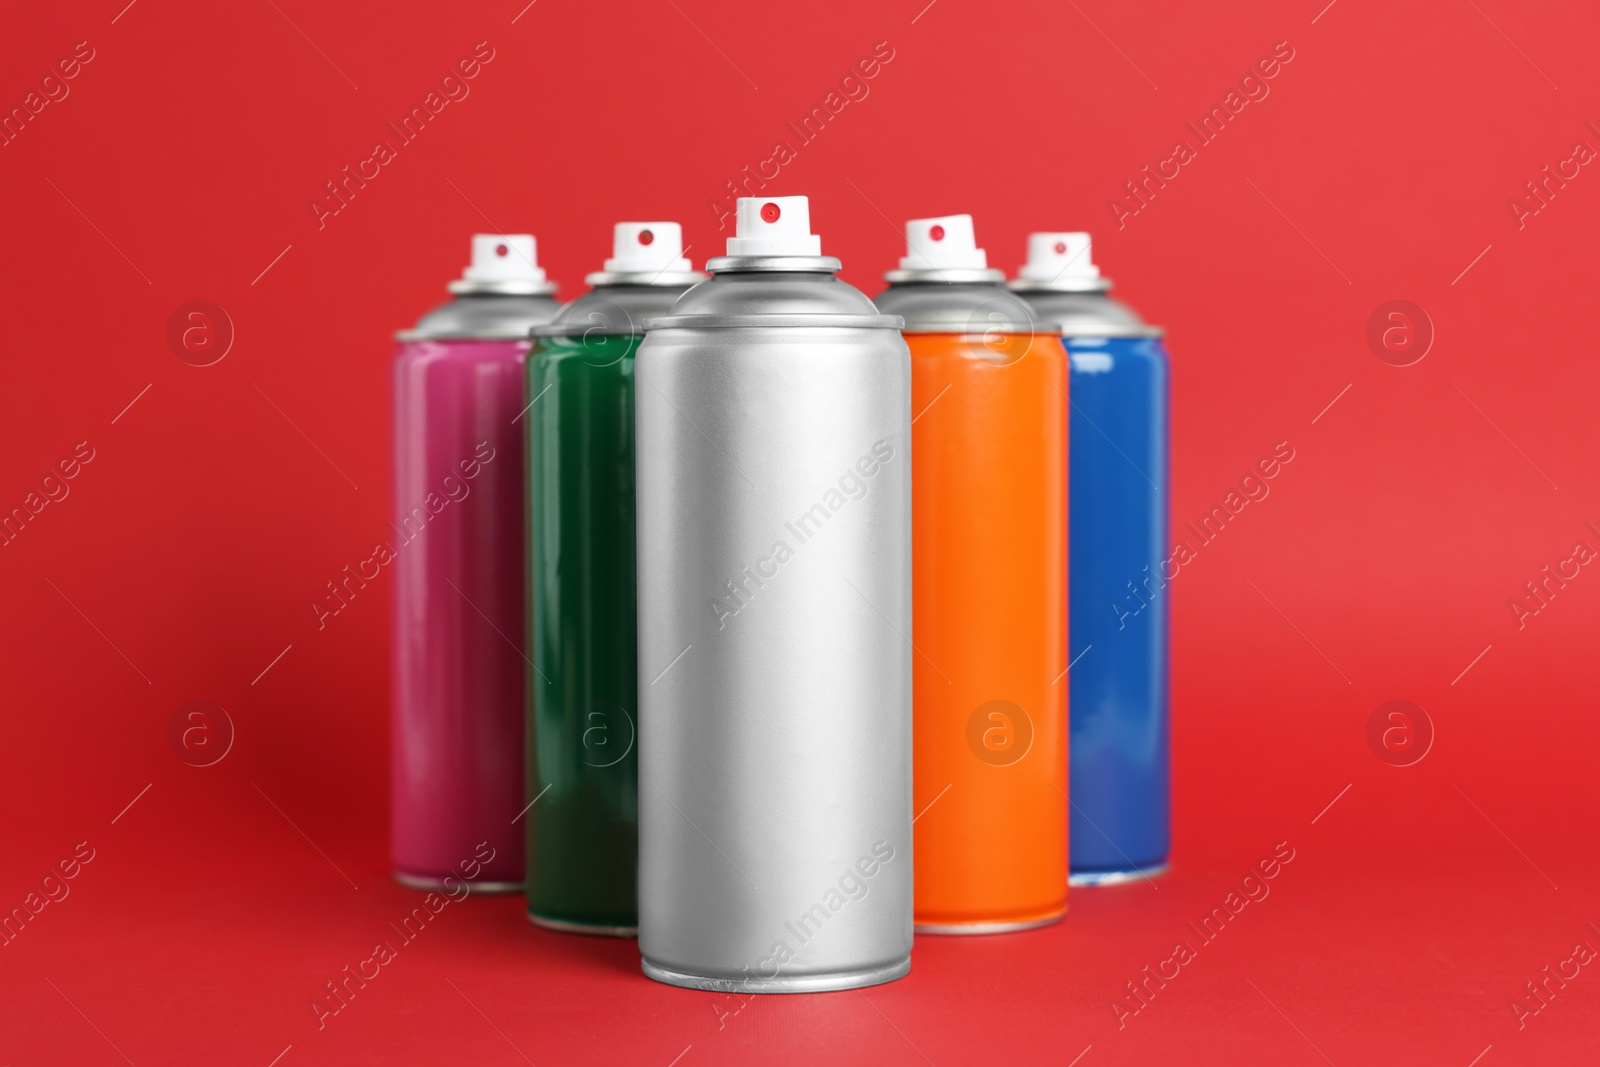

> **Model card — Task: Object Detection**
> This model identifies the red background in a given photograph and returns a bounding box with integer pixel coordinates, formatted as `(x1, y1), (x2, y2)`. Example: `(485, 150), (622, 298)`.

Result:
(3, 0), (1599, 1063)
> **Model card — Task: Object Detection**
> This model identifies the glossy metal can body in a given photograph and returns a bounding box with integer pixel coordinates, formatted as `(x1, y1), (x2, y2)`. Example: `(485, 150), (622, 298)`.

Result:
(877, 278), (1069, 931)
(523, 280), (699, 935)
(391, 292), (559, 891)
(1062, 333), (1170, 882)
(1012, 285), (1170, 885)
(635, 261), (914, 992)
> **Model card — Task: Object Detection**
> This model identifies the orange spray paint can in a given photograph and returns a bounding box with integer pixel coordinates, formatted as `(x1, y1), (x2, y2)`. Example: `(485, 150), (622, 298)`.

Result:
(875, 214), (1068, 932)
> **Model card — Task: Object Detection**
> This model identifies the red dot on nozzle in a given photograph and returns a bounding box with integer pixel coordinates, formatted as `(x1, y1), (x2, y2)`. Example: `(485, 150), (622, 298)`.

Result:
(929, 225), (946, 241)
(1054, 241), (1067, 255)
(639, 229), (655, 246)
(496, 243), (509, 257)
(760, 202), (781, 223)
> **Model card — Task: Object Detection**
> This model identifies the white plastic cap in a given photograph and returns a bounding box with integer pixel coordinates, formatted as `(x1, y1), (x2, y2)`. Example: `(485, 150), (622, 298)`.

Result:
(604, 222), (692, 274)
(461, 234), (547, 284)
(726, 196), (822, 256)
(1019, 232), (1099, 283)
(901, 214), (987, 270)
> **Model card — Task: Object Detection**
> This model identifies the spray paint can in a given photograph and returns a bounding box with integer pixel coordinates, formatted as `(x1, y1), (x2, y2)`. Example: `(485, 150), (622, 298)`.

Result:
(636, 196), (913, 991)
(1010, 232), (1170, 886)
(874, 215), (1069, 932)
(391, 234), (560, 891)
(523, 223), (705, 935)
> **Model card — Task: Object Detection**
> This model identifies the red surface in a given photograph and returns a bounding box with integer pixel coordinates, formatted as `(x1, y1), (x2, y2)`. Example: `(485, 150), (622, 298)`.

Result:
(3, 0), (1599, 1063)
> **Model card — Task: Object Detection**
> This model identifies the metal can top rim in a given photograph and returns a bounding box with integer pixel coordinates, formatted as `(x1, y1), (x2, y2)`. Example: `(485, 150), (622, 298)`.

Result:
(900, 326), (1041, 336)
(533, 278), (704, 337)
(393, 330), (535, 342)
(642, 313), (905, 330)
(874, 277), (1041, 335)
(704, 255), (843, 274)
(882, 267), (1007, 285)
(446, 278), (561, 296)
(582, 270), (708, 287)
(1008, 277), (1114, 294)
(1059, 324), (1167, 339)
(528, 326), (642, 339)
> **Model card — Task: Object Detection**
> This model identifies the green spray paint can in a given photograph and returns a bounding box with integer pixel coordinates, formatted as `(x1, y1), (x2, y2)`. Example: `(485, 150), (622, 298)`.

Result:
(524, 223), (705, 934)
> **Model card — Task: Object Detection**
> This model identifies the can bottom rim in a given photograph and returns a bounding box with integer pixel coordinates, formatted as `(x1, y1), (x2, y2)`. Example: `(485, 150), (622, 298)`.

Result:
(641, 956), (910, 994)
(527, 911), (638, 938)
(915, 910), (1066, 936)
(393, 872), (523, 894)
(1069, 862), (1172, 887)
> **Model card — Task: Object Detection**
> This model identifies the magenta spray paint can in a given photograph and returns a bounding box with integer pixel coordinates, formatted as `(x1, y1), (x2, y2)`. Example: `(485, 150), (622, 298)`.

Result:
(391, 234), (560, 891)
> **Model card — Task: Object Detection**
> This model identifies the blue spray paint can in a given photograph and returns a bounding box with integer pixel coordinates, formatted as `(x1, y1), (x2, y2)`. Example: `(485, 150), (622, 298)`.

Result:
(1010, 232), (1169, 885)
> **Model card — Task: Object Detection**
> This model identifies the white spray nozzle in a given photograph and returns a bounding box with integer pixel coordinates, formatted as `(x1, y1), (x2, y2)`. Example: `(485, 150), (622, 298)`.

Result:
(1019, 232), (1099, 283)
(461, 234), (547, 284)
(726, 196), (822, 257)
(604, 222), (692, 274)
(901, 214), (987, 270)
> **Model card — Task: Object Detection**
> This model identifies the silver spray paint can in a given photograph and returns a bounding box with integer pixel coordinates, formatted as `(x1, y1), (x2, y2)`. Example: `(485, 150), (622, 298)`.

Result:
(635, 196), (913, 992)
